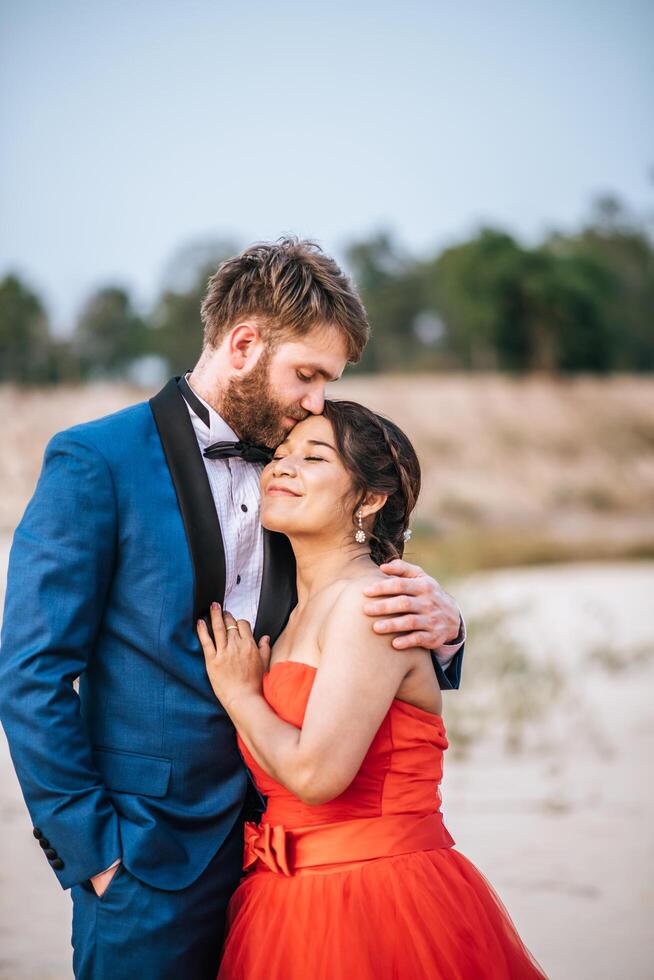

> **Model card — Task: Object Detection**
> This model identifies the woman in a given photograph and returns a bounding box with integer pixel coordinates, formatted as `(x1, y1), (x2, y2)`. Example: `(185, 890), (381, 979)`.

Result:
(197, 399), (547, 979)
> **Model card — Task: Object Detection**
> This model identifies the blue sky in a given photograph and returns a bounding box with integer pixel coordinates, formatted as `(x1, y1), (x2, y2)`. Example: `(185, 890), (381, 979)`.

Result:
(1, 0), (652, 332)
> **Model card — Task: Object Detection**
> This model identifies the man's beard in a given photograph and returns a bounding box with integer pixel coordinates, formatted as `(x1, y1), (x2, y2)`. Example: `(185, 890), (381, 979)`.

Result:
(218, 347), (308, 447)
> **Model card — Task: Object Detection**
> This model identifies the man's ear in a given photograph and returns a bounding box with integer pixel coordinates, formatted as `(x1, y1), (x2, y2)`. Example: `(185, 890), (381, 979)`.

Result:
(227, 320), (264, 369)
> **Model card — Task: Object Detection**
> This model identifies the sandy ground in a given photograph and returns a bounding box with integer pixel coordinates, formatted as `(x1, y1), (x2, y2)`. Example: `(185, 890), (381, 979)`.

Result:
(440, 562), (654, 980)
(0, 536), (653, 978)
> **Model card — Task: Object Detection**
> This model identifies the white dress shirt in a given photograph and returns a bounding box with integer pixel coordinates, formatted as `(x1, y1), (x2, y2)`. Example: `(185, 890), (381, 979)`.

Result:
(184, 377), (266, 626)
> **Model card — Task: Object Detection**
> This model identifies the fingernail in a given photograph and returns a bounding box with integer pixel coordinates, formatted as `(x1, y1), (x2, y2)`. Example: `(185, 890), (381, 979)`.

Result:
(211, 601), (220, 610)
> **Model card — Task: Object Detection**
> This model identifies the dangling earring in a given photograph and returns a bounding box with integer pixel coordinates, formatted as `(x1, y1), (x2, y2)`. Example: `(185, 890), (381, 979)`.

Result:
(354, 509), (366, 543)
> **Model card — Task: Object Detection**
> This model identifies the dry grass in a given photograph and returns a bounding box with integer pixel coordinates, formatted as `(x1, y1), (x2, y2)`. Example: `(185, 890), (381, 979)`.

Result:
(2, 374), (654, 571)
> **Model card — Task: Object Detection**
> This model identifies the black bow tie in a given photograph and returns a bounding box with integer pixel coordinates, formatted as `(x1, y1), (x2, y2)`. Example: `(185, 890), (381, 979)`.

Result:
(203, 440), (274, 464)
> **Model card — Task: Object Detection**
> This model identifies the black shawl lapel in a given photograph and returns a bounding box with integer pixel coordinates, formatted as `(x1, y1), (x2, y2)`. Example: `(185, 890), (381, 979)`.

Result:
(253, 528), (297, 644)
(149, 376), (298, 643)
(149, 377), (226, 623)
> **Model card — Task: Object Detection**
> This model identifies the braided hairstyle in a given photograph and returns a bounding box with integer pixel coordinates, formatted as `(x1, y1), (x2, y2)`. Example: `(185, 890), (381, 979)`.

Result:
(321, 399), (421, 565)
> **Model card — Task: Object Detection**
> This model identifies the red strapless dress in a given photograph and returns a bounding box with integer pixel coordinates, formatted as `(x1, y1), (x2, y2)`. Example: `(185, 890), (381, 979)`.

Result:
(218, 661), (547, 979)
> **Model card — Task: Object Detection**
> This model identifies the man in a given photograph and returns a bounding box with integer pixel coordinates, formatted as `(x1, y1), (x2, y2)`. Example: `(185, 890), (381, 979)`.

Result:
(0, 237), (465, 979)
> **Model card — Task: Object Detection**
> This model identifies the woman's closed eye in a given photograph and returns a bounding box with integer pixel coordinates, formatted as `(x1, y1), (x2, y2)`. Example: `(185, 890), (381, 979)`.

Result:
(272, 455), (325, 462)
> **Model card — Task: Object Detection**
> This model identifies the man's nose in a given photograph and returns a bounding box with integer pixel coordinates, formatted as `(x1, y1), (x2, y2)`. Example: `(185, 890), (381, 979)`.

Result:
(300, 384), (325, 415)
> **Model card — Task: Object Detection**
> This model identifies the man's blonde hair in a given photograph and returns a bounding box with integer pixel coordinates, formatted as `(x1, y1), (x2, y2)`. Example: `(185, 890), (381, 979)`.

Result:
(200, 236), (369, 362)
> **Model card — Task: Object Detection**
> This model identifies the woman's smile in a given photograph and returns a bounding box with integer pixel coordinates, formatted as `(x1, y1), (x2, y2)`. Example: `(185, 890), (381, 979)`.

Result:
(266, 484), (302, 497)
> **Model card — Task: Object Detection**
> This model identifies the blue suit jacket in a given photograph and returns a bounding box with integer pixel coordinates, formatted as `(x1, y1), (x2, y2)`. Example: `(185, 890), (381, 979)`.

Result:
(0, 378), (463, 892)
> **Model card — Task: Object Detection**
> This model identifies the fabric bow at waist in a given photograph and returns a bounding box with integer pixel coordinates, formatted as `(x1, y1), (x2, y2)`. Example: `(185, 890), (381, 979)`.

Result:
(243, 810), (455, 877)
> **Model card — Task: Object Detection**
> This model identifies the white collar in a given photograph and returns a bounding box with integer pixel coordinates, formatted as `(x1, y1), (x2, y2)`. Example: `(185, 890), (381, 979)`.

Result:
(183, 372), (239, 448)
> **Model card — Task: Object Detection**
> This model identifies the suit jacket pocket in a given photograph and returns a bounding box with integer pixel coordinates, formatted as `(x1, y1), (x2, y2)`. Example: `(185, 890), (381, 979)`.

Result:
(93, 746), (172, 798)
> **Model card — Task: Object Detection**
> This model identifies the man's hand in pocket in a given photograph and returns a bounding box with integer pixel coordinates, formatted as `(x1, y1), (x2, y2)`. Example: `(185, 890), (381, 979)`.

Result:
(90, 860), (121, 897)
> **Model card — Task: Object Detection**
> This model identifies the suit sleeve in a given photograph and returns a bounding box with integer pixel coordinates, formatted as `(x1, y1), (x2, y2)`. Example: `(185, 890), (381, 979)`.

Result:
(0, 431), (122, 889)
(431, 614), (465, 690)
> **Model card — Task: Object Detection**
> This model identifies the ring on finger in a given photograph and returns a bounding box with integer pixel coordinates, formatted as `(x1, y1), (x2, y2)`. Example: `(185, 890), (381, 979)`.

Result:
(225, 625), (239, 632)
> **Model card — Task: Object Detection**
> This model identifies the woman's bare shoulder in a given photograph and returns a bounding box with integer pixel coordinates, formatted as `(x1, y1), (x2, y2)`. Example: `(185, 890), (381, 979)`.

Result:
(320, 568), (387, 613)
(329, 570), (431, 665)
(317, 570), (396, 649)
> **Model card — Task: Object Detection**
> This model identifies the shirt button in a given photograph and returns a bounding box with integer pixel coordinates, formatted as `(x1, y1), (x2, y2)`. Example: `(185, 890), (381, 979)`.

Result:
(241, 504), (248, 512)
(236, 575), (241, 585)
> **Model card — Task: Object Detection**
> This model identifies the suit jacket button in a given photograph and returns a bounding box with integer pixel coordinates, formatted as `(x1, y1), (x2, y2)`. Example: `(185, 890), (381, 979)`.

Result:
(44, 848), (57, 859)
(51, 858), (65, 870)
(38, 838), (51, 849)
(33, 827), (43, 840)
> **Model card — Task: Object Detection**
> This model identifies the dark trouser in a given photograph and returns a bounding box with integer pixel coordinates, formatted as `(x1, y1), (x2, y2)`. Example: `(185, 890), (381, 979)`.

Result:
(70, 813), (245, 980)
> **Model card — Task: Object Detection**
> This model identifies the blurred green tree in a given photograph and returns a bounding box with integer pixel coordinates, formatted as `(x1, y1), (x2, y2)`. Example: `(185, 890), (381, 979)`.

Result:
(529, 246), (613, 372)
(419, 229), (521, 369)
(74, 286), (148, 378)
(344, 230), (426, 371)
(418, 228), (615, 372)
(0, 274), (54, 383)
(545, 194), (654, 370)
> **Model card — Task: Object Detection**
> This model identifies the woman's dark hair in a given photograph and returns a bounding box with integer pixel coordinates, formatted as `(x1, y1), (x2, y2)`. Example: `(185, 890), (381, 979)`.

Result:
(321, 399), (421, 566)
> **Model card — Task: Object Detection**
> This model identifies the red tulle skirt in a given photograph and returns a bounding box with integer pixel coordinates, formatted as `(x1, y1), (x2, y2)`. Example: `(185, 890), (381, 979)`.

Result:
(217, 843), (547, 979)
